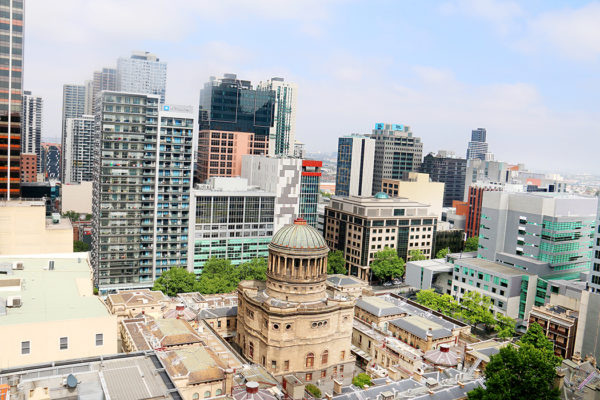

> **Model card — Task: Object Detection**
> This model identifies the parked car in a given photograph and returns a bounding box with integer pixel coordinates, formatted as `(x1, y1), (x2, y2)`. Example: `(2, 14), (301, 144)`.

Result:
(383, 281), (393, 287)
(392, 278), (402, 285)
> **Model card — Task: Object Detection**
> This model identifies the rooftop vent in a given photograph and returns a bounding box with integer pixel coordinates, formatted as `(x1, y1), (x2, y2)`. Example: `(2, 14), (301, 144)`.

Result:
(12, 261), (24, 270)
(49, 260), (55, 270)
(7, 296), (22, 308)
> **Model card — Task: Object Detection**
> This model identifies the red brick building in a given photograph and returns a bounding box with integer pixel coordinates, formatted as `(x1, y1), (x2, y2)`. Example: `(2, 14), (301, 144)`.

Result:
(20, 153), (37, 183)
(195, 130), (268, 183)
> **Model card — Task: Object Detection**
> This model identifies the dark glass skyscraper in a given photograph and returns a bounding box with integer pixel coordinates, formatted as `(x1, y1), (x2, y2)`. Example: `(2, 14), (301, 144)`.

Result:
(196, 74), (275, 183)
(420, 151), (467, 207)
(0, 0), (24, 199)
(199, 73), (274, 135)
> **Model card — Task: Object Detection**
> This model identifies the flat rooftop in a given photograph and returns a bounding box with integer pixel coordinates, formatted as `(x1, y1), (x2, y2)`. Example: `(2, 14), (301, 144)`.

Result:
(0, 254), (109, 326)
(0, 352), (183, 399)
(456, 257), (534, 276)
(407, 258), (453, 272)
(390, 315), (452, 340)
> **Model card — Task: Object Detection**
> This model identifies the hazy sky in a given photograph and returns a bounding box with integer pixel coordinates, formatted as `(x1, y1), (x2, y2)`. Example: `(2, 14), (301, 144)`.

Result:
(24, 0), (600, 173)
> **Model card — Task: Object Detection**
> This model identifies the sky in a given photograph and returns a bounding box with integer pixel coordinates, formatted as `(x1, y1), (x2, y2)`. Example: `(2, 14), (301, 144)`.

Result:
(24, 0), (600, 174)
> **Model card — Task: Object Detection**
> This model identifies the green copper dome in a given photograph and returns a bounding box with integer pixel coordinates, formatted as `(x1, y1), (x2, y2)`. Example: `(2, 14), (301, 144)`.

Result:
(374, 192), (390, 199)
(270, 219), (327, 249)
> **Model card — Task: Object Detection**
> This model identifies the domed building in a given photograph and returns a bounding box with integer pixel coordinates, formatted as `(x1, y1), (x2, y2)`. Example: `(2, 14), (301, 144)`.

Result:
(236, 219), (355, 386)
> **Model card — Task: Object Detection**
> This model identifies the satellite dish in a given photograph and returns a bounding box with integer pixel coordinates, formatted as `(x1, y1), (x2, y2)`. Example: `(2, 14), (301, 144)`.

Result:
(66, 374), (78, 388)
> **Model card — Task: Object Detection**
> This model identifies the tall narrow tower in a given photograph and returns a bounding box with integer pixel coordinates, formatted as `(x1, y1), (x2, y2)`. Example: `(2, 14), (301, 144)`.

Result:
(0, 0), (24, 199)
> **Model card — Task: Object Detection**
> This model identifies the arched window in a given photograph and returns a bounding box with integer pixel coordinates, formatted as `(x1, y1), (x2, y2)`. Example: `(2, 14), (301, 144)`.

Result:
(306, 353), (314, 368)
(204, 391), (211, 398)
(321, 350), (328, 365)
(216, 389), (223, 396)
(193, 394), (199, 400)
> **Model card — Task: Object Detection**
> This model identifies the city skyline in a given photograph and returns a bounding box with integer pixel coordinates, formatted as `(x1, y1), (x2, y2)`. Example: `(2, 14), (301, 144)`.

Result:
(23, 1), (600, 174)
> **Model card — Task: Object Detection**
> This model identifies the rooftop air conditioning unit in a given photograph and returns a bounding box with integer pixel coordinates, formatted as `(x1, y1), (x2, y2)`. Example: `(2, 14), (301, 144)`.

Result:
(7, 295), (22, 307)
(12, 261), (24, 270)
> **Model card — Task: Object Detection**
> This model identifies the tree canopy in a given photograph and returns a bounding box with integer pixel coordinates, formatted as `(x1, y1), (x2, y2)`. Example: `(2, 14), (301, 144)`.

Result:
(464, 236), (479, 252)
(327, 250), (347, 274)
(415, 289), (515, 334)
(370, 247), (405, 282)
(152, 267), (200, 297)
(305, 384), (322, 398)
(352, 373), (372, 388)
(435, 247), (450, 259)
(408, 249), (427, 261)
(73, 240), (90, 252)
(468, 323), (561, 400)
(152, 257), (269, 296)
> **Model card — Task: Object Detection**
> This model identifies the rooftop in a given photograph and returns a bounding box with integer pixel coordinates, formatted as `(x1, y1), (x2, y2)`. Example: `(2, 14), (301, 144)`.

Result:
(0, 254), (111, 326)
(0, 352), (183, 400)
(356, 296), (404, 318)
(455, 257), (534, 276)
(270, 218), (327, 250)
(390, 315), (453, 340)
(327, 274), (367, 287)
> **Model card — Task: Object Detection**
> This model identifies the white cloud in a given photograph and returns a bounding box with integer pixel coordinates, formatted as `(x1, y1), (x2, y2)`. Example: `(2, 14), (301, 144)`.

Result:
(520, 3), (600, 60)
(440, 0), (523, 34)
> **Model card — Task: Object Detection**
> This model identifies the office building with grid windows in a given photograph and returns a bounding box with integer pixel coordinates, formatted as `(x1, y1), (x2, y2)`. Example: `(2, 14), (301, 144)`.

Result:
(257, 77), (297, 156)
(92, 92), (195, 291)
(335, 134), (375, 197)
(478, 192), (597, 281)
(370, 123), (423, 195)
(324, 193), (437, 281)
(63, 115), (94, 183)
(117, 51), (167, 103)
(191, 177), (275, 274)
(22, 91), (43, 173)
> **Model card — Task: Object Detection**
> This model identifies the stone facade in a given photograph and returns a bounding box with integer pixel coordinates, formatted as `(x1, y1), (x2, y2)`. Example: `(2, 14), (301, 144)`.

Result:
(237, 219), (355, 387)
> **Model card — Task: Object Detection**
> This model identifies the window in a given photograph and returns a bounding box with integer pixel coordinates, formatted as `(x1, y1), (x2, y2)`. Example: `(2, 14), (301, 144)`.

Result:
(321, 350), (328, 365)
(215, 389), (222, 396)
(217, 320), (222, 328)
(95, 333), (103, 346)
(21, 341), (30, 355)
(306, 353), (314, 367)
(340, 365), (344, 373)
(193, 394), (199, 400)
(321, 370), (326, 378)
(340, 350), (346, 360)
(271, 360), (277, 369)
(306, 373), (312, 382)
(60, 337), (68, 350)
(249, 342), (254, 359)
(204, 391), (211, 398)
(284, 360), (290, 371)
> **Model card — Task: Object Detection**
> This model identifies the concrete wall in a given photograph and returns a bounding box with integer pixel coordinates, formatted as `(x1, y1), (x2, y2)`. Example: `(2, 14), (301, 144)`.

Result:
(62, 181), (93, 214)
(0, 202), (73, 255)
(0, 315), (118, 369)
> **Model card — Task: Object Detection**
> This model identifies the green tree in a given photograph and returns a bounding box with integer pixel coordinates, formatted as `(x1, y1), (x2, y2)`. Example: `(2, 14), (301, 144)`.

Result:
(327, 250), (347, 274)
(416, 289), (441, 309)
(408, 249), (427, 261)
(435, 247), (450, 259)
(370, 247), (405, 282)
(495, 314), (516, 339)
(63, 211), (80, 220)
(352, 373), (372, 388)
(237, 258), (268, 281)
(85, 213), (92, 221)
(305, 384), (322, 398)
(152, 267), (199, 297)
(519, 322), (555, 352)
(467, 343), (560, 400)
(456, 291), (495, 327)
(464, 236), (479, 252)
(197, 258), (239, 294)
(73, 240), (90, 252)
